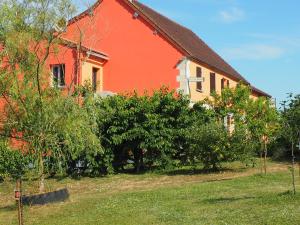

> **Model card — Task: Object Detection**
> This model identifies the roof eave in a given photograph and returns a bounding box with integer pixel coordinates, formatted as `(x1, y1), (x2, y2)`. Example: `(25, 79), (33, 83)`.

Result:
(68, 0), (103, 26)
(251, 86), (271, 98)
(124, 0), (190, 56)
(187, 56), (249, 84)
(60, 38), (109, 61)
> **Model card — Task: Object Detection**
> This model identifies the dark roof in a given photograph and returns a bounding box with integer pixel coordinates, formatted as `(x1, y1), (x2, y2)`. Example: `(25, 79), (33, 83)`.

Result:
(251, 86), (271, 98)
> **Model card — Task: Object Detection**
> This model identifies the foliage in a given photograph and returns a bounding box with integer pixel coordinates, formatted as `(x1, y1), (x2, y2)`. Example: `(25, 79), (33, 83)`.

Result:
(0, 0), (104, 183)
(246, 96), (280, 150)
(281, 94), (300, 145)
(0, 140), (31, 179)
(203, 83), (252, 123)
(96, 87), (191, 172)
(186, 121), (228, 170)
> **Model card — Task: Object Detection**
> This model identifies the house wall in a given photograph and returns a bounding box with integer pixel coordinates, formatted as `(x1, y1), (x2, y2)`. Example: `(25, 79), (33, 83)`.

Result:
(62, 0), (184, 94)
(188, 61), (238, 102)
(188, 61), (260, 102)
(47, 44), (78, 88)
(81, 58), (104, 93)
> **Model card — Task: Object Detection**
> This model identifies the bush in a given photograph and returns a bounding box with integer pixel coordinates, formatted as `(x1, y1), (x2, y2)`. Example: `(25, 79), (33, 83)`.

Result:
(186, 121), (228, 170)
(96, 88), (191, 172)
(0, 140), (31, 179)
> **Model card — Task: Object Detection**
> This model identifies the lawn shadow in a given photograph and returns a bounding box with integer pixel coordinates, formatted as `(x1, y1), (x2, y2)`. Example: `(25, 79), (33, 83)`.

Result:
(202, 196), (256, 204)
(278, 190), (299, 197)
(113, 165), (249, 177)
(0, 204), (16, 213)
(164, 167), (247, 176)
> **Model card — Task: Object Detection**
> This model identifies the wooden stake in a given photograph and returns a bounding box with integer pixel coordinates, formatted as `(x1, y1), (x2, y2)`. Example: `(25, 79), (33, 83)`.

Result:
(264, 141), (267, 175)
(291, 142), (296, 195)
(16, 179), (24, 225)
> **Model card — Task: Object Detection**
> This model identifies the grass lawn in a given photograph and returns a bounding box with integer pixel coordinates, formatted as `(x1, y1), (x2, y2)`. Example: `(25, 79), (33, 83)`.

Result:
(1, 161), (300, 225)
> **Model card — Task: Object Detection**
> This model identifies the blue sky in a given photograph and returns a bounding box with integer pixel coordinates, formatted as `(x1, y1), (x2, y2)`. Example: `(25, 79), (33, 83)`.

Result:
(73, 0), (300, 104)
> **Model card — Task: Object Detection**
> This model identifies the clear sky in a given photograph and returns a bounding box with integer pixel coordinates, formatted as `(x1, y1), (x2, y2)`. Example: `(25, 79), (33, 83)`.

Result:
(73, 0), (300, 104)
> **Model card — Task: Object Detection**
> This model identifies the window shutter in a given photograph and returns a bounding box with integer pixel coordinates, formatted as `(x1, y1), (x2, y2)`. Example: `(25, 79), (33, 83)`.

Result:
(92, 68), (98, 92)
(60, 64), (66, 87)
(227, 80), (230, 87)
(196, 67), (202, 91)
(210, 73), (216, 94)
(221, 78), (225, 90)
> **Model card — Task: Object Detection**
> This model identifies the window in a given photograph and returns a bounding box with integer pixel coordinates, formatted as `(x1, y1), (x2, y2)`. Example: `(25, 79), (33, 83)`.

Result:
(196, 67), (202, 91)
(210, 72), (216, 94)
(221, 78), (230, 90)
(224, 113), (234, 134)
(92, 67), (99, 92)
(51, 64), (65, 87)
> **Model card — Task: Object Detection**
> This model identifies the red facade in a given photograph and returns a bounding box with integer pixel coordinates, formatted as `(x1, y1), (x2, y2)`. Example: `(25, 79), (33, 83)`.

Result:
(58, 0), (183, 94)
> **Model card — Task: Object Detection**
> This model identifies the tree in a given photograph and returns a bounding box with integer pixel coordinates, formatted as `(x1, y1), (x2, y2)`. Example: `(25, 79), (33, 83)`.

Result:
(281, 94), (300, 194)
(246, 97), (280, 174)
(186, 120), (228, 170)
(0, 0), (102, 191)
(198, 84), (279, 170)
(96, 87), (191, 172)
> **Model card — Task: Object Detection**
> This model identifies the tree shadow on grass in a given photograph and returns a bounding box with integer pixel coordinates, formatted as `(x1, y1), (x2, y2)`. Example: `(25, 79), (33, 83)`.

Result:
(0, 204), (16, 213)
(164, 167), (247, 176)
(278, 190), (300, 197)
(202, 196), (256, 204)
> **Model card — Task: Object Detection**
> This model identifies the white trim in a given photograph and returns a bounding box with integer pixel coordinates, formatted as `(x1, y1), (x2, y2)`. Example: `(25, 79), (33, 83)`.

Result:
(51, 64), (66, 88)
(176, 58), (191, 96)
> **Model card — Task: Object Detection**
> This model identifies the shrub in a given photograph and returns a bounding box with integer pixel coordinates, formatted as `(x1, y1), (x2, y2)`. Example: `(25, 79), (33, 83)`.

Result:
(0, 140), (31, 180)
(96, 88), (191, 172)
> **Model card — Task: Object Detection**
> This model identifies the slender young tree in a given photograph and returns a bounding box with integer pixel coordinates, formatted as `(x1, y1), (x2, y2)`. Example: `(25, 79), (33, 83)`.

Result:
(281, 94), (300, 194)
(0, 0), (102, 191)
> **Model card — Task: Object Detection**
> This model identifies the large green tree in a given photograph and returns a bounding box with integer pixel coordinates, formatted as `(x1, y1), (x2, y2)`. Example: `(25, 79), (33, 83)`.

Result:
(96, 88), (191, 172)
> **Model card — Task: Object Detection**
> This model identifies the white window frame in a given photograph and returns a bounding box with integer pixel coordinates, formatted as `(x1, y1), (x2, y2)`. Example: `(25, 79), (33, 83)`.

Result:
(51, 64), (65, 88)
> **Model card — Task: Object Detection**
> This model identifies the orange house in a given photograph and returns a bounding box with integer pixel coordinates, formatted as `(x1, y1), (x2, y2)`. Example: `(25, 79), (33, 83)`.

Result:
(46, 0), (270, 101)
(1, 0), (270, 116)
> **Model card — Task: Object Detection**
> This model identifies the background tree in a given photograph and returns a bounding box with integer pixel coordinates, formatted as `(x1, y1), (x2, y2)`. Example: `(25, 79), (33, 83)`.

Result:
(198, 84), (279, 170)
(280, 94), (300, 194)
(246, 97), (280, 174)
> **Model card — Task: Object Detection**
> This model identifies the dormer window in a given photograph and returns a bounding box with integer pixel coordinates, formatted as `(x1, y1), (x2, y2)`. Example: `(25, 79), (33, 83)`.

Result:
(51, 64), (65, 88)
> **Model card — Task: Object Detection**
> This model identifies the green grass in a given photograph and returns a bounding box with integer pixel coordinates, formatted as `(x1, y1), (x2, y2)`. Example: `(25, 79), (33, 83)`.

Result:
(1, 162), (300, 225)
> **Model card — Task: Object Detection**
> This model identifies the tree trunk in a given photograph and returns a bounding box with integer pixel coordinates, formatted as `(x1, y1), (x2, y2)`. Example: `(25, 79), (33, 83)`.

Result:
(16, 179), (24, 225)
(263, 141), (267, 175)
(291, 142), (296, 195)
(134, 149), (143, 173)
(39, 153), (45, 193)
(260, 149), (263, 174)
